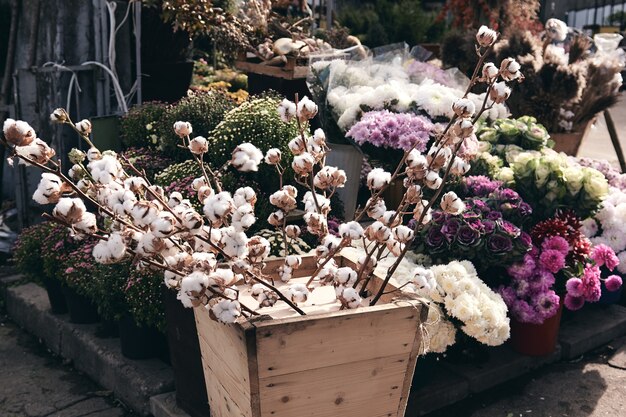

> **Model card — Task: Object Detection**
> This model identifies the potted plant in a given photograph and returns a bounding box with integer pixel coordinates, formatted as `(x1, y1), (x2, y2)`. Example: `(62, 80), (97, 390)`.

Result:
(12, 222), (67, 314)
(3, 26), (524, 416)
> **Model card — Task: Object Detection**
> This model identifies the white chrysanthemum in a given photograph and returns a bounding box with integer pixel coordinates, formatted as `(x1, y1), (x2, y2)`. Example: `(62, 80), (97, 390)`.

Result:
(580, 217), (599, 238)
(231, 143), (263, 172)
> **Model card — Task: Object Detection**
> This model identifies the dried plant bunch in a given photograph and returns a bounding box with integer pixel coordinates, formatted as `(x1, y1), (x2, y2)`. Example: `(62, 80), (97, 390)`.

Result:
(2, 26), (522, 324)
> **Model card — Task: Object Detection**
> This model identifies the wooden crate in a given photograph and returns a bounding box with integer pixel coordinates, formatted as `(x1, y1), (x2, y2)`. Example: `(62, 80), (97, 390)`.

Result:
(194, 254), (427, 417)
(234, 56), (308, 80)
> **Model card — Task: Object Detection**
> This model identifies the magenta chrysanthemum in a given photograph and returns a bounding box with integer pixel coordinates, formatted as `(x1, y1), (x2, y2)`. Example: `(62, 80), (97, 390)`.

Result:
(539, 249), (566, 273)
(565, 277), (584, 297)
(591, 244), (620, 271)
(564, 294), (585, 311)
(542, 236), (569, 256)
(605, 275), (623, 292)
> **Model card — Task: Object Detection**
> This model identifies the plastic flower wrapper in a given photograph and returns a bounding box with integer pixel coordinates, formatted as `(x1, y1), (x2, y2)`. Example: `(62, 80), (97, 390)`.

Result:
(508, 148), (608, 221)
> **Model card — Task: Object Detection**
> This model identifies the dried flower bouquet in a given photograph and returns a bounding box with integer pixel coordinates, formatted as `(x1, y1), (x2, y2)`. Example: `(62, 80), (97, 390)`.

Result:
(2, 26), (522, 326)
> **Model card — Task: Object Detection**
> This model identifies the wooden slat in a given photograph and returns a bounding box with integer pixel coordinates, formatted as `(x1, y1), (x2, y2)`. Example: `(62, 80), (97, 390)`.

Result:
(194, 308), (253, 417)
(258, 353), (409, 417)
(234, 60), (308, 80)
(254, 303), (421, 379)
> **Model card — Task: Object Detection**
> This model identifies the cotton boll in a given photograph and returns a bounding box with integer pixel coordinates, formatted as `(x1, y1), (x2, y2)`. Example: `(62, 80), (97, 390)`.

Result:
(3, 118), (36, 146)
(247, 236), (270, 263)
(16, 138), (56, 165)
(192, 177), (208, 191)
(285, 255), (302, 269)
(32, 173), (64, 204)
(288, 136), (306, 155)
(278, 98), (296, 122)
(366, 197), (386, 220)
(339, 287), (362, 309)
(150, 212), (178, 238)
(366, 168), (391, 190)
(203, 192), (234, 227)
(334, 267), (358, 287)
(74, 212), (97, 235)
(267, 210), (285, 227)
(393, 225), (414, 243)
(220, 227), (249, 259)
(381, 211), (401, 227)
(314, 166), (347, 189)
(53, 198), (87, 224)
(365, 221), (391, 243)
(88, 155), (123, 185)
(302, 191), (330, 214)
(440, 191), (465, 215)
(167, 192), (184, 208)
(270, 188), (297, 212)
(489, 82), (511, 104)
(476, 25), (497, 47)
(278, 265), (293, 282)
(92, 233), (127, 264)
(231, 143), (263, 172)
(231, 203), (256, 231)
(316, 235), (342, 258)
(234, 187), (257, 208)
(173, 121), (192, 137)
(303, 212), (328, 236)
(208, 268), (236, 289)
(287, 283), (309, 303)
(285, 225), (301, 239)
(424, 171), (443, 190)
(136, 232), (166, 256)
(315, 260), (338, 285)
(251, 283), (278, 307)
(292, 152), (315, 176)
(188, 136), (208, 155)
(209, 299), (241, 323)
(386, 239), (404, 256)
(130, 201), (160, 227)
(338, 221), (364, 240)
(124, 176), (148, 193)
(181, 209), (204, 233)
(296, 96), (318, 121)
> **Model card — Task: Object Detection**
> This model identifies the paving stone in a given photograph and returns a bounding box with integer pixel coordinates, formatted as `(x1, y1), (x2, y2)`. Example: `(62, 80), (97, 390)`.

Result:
(608, 339), (626, 369)
(559, 304), (626, 359)
(4, 283), (174, 416)
(441, 344), (562, 394)
(151, 392), (192, 417)
(405, 363), (470, 416)
(53, 397), (116, 417)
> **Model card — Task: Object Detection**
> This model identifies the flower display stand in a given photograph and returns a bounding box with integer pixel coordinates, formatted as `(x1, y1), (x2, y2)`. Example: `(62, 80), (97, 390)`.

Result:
(194, 255), (427, 417)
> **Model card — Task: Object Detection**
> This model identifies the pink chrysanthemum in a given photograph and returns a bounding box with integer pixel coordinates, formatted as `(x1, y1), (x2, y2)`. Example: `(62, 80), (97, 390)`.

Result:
(564, 294), (585, 311)
(542, 236), (569, 256)
(591, 244), (620, 271)
(539, 249), (566, 274)
(605, 275), (623, 292)
(566, 277), (584, 297)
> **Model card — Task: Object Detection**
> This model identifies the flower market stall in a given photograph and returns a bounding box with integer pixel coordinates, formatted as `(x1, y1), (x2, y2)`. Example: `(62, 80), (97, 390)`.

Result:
(3, 10), (626, 417)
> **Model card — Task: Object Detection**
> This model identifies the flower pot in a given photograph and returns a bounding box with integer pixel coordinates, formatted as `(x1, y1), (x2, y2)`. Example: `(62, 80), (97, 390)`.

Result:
(62, 286), (100, 324)
(118, 315), (160, 360)
(325, 143), (363, 220)
(194, 254), (427, 417)
(42, 277), (68, 314)
(598, 281), (623, 305)
(509, 299), (563, 356)
(142, 61), (194, 103)
(95, 318), (120, 338)
(550, 117), (595, 156)
(163, 287), (210, 417)
(383, 180), (405, 209)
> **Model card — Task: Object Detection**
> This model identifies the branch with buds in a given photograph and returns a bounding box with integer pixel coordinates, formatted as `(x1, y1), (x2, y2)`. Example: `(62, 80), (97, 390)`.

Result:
(2, 26), (523, 323)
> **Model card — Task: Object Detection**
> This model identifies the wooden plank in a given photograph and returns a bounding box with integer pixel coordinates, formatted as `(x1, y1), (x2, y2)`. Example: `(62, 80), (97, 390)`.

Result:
(254, 303), (421, 379)
(258, 353), (409, 417)
(234, 61), (308, 80)
(194, 308), (253, 417)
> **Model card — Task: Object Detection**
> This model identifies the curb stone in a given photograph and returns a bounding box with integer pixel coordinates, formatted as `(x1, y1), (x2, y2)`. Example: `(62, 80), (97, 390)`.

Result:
(5, 282), (174, 416)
